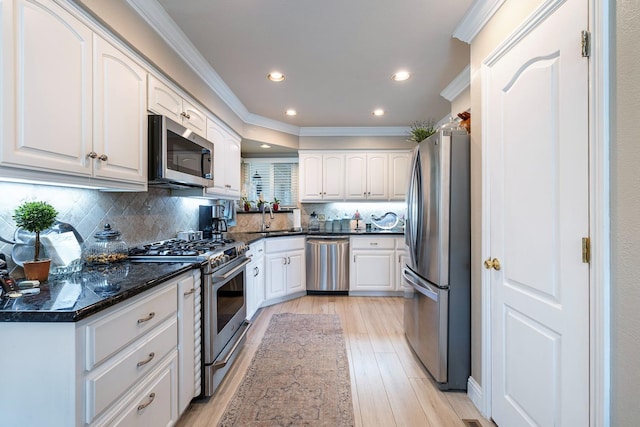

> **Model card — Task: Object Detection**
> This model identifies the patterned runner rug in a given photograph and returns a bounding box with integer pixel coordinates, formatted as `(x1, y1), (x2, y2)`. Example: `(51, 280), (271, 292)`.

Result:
(218, 313), (355, 427)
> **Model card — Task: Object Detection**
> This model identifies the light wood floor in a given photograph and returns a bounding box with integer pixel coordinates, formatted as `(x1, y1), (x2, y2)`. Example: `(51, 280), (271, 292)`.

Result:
(177, 295), (495, 427)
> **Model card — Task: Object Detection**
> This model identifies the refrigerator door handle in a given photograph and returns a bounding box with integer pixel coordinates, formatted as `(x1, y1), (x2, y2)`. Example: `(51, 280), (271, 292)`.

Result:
(403, 268), (439, 302)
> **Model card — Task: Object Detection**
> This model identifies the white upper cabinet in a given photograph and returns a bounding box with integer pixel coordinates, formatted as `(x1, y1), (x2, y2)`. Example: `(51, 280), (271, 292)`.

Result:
(205, 117), (241, 198)
(345, 152), (388, 200)
(0, 0), (147, 190)
(301, 150), (409, 202)
(93, 36), (147, 184)
(389, 151), (412, 200)
(147, 74), (207, 137)
(299, 152), (345, 202)
(2, 0), (93, 176)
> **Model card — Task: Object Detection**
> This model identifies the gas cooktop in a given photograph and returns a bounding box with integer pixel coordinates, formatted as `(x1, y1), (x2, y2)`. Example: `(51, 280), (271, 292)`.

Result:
(128, 238), (244, 262)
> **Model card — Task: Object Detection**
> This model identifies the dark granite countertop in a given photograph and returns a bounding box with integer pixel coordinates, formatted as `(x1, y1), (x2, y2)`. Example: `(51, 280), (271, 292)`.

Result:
(0, 261), (199, 323)
(229, 229), (404, 245)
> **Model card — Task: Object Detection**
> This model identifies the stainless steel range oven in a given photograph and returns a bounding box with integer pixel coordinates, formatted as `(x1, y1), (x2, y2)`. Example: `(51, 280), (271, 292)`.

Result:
(129, 238), (251, 397)
(203, 254), (251, 396)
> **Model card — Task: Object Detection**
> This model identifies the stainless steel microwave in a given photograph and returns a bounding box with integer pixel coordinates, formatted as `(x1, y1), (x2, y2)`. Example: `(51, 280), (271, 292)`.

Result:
(148, 115), (214, 188)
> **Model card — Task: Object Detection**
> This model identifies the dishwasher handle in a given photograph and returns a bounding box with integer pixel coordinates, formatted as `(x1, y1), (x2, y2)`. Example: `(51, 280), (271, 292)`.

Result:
(307, 238), (349, 245)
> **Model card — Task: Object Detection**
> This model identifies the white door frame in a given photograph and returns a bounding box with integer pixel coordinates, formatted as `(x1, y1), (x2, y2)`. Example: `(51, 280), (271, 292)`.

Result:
(478, 0), (611, 425)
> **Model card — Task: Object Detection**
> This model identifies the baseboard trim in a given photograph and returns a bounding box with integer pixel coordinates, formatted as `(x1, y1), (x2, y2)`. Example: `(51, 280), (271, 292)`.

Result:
(467, 377), (486, 417)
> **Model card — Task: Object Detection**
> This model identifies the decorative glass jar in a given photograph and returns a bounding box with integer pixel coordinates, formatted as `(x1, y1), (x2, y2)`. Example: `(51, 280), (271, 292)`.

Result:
(83, 224), (128, 265)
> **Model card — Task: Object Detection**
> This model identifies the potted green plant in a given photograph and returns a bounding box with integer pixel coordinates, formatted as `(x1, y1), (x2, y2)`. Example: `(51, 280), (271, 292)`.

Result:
(408, 119), (437, 143)
(272, 197), (280, 212)
(13, 201), (58, 281)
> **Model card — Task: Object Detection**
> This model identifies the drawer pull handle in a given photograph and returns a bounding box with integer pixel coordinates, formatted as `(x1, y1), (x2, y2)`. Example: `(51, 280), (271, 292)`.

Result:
(137, 312), (155, 324)
(370, 242), (378, 246)
(136, 352), (155, 367)
(137, 392), (156, 412)
(184, 288), (195, 296)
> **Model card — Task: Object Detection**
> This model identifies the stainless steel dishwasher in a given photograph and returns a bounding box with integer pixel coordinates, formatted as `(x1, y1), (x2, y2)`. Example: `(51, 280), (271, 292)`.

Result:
(306, 236), (350, 293)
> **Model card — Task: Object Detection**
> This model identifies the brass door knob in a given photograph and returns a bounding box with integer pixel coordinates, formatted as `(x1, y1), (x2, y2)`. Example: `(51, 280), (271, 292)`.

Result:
(484, 257), (501, 271)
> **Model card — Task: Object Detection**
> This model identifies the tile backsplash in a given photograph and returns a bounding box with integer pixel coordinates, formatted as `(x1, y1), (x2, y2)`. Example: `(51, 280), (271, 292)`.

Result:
(1, 182), (213, 272)
(0, 182), (406, 274)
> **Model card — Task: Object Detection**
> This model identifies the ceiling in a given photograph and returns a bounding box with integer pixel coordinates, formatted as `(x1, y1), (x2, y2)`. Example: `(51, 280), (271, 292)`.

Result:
(150, 0), (473, 132)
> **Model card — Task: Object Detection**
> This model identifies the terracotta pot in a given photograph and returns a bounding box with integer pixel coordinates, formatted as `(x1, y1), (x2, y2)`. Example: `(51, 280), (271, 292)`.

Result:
(23, 259), (51, 282)
(273, 203), (279, 212)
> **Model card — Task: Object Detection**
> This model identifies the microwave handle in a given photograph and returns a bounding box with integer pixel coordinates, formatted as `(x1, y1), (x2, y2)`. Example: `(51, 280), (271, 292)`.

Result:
(202, 150), (211, 179)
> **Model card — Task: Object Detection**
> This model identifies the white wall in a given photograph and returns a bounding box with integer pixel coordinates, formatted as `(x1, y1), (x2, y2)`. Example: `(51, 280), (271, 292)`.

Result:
(468, 0), (544, 386)
(611, 1), (640, 424)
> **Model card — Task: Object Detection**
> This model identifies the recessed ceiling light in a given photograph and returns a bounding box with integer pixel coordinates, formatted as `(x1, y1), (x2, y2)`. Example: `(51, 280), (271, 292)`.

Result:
(260, 144), (271, 149)
(392, 70), (411, 81)
(372, 109), (385, 116)
(285, 109), (297, 116)
(267, 72), (285, 82)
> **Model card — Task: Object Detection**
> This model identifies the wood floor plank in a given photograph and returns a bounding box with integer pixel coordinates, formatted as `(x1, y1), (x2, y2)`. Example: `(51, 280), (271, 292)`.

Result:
(376, 352), (431, 426)
(348, 333), (398, 427)
(410, 377), (465, 427)
(445, 392), (497, 427)
(176, 296), (493, 427)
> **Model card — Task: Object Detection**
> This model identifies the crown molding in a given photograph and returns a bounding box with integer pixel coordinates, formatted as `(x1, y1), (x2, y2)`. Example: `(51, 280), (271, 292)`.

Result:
(440, 65), (471, 102)
(244, 113), (301, 136)
(453, 0), (507, 43)
(125, 0), (410, 139)
(299, 127), (410, 137)
(125, 0), (249, 119)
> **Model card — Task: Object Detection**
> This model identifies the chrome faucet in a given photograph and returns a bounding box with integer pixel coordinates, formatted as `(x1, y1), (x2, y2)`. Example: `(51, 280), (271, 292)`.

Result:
(261, 204), (274, 232)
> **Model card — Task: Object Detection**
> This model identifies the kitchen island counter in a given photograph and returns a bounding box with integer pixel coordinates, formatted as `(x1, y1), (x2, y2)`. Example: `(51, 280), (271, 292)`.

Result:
(0, 261), (199, 322)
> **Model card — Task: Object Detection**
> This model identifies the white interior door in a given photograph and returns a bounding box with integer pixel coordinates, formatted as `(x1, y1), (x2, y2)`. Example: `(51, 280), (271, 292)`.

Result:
(484, 0), (589, 425)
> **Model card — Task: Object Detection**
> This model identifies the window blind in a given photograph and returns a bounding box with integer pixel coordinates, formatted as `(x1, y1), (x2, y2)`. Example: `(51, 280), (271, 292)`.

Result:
(241, 160), (299, 207)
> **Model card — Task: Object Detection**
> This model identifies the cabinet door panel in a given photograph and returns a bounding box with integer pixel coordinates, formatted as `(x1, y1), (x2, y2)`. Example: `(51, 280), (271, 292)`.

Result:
(366, 153), (388, 199)
(389, 152), (411, 200)
(147, 75), (182, 122)
(345, 153), (367, 199)
(225, 135), (241, 195)
(4, 0), (93, 174)
(265, 253), (287, 299)
(286, 250), (305, 294)
(299, 154), (323, 201)
(182, 99), (206, 137)
(93, 36), (146, 183)
(322, 154), (345, 199)
(351, 250), (395, 291)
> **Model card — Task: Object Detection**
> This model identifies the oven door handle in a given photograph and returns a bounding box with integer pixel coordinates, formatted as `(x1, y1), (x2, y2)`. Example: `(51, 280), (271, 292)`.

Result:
(213, 258), (251, 280)
(212, 321), (252, 369)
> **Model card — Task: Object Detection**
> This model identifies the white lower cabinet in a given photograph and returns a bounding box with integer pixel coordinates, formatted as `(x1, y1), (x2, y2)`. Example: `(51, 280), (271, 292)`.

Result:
(349, 236), (398, 294)
(395, 238), (410, 291)
(246, 240), (265, 320)
(177, 270), (201, 414)
(0, 269), (200, 427)
(264, 237), (306, 303)
(101, 352), (179, 427)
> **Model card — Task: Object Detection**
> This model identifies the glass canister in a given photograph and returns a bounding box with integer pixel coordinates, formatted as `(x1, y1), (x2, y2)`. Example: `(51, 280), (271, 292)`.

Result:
(309, 212), (320, 231)
(83, 224), (128, 265)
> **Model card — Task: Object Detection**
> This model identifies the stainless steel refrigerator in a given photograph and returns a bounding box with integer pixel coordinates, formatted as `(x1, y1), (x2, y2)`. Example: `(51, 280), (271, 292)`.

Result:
(404, 128), (470, 390)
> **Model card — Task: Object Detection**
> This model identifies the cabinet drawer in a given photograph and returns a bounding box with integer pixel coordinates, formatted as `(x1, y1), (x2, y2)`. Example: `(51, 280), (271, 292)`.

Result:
(86, 319), (177, 423)
(246, 239), (265, 258)
(350, 236), (396, 250)
(265, 236), (305, 253)
(103, 354), (178, 427)
(86, 284), (177, 369)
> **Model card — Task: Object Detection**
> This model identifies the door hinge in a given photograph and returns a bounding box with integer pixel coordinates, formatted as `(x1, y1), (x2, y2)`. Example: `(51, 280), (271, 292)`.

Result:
(582, 237), (591, 263)
(581, 30), (591, 57)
